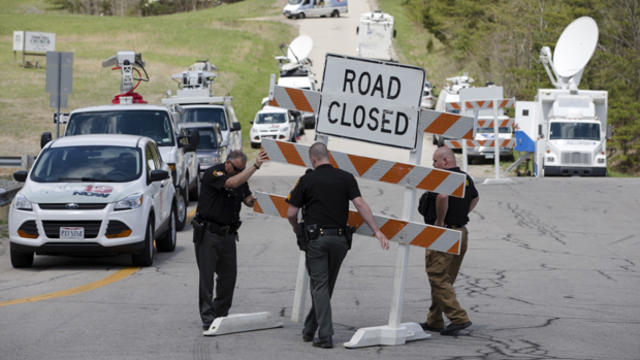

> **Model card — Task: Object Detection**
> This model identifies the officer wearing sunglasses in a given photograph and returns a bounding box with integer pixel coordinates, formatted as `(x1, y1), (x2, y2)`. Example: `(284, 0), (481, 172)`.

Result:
(194, 149), (268, 331)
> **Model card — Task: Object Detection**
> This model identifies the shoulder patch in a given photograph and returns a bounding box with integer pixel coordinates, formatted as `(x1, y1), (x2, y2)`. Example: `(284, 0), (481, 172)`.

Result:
(213, 170), (225, 177)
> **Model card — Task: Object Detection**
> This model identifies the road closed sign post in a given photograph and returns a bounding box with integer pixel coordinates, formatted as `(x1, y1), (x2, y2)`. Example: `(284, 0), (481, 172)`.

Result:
(317, 54), (425, 149)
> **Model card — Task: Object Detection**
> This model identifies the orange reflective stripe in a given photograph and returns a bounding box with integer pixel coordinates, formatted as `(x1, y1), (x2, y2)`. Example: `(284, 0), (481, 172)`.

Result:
(447, 240), (460, 254)
(462, 129), (474, 140)
(379, 219), (406, 239)
(347, 211), (365, 230)
(253, 200), (264, 214)
(269, 194), (290, 218)
(285, 88), (313, 113)
(268, 98), (279, 107)
(410, 227), (445, 248)
(424, 113), (460, 135)
(500, 99), (509, 108)
(380, 163), (414, 184)
(417, 170), (448, 191)
(347, 154), (377, 176)
(452, 182), (464, 198)
(328, 152), (339, 169)
(276, 141), (305, 167)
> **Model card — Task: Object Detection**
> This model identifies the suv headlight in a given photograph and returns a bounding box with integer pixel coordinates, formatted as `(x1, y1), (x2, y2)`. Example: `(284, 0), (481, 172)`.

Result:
(13, 193), (33, 211)
(114, 193), (143, 210)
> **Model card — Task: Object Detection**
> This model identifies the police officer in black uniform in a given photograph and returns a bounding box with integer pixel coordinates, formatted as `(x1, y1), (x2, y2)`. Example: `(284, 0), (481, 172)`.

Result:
(417, 146), (479, 336)
(194, 149), (268, 330)
(286, 142), (389, 348)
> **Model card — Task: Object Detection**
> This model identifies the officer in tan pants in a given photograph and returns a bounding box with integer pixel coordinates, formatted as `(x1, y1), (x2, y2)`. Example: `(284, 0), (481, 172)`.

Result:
(418, 146), (479, 336)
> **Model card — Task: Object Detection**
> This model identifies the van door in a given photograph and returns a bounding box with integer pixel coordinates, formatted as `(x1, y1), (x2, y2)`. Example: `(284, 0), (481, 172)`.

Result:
(145, 143), (164, 228)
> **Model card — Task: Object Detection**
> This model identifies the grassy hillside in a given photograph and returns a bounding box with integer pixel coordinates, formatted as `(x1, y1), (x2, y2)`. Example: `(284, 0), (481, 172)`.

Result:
(0, 0), (295, 157)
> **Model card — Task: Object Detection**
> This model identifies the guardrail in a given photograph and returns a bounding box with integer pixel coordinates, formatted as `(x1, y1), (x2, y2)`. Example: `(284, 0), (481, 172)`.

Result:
(0, 155), (35, 169)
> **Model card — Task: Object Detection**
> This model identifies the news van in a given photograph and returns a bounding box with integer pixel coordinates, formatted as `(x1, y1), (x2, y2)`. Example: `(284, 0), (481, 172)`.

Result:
(283, 0), (348, 19)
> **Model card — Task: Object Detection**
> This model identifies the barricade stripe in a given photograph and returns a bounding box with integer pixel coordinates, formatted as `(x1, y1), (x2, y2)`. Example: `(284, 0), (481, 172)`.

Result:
(285, 87), (314, 113)
(269, 194), (289, 218)
(424, 113), (459, 135)
(416, 170), (448, 191)
(379, 219), (407, 239)
(410, 227), (444, 249)
(277, 142), (306, 167)
(268, 99), (279, 108)
(347, 154), (378, 176)
(380, 163), (414, 184)
(347, 212), (365, 230)
(447, 241), (461, 254)
(451, 183), (464, 198)
(253, 200), (264, 214)
(500, 99), (509, 108)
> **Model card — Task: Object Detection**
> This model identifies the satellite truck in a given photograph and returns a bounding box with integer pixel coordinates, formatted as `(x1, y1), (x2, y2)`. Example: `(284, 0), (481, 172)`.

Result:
(515, 16), (608, 176)
(356, 10), (395, 61)
(162, 60), (242, 159)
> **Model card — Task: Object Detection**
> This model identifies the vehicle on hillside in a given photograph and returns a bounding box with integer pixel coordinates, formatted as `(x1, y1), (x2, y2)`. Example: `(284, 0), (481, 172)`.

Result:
(250, 106), (298, 148)
(162, 61), (242, 157)
(515, 16), (608, 176)
(178, 122), (226, 173)
(9, 135), (176, 268)
(356, 10), (395, 61)
(41, 52), (197, 230)
(283, 0), (348, 19)
(421, 81), (434, 109)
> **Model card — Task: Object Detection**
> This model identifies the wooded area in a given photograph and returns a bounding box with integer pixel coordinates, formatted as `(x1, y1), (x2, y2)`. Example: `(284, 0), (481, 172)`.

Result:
(402, 0), (640, 174)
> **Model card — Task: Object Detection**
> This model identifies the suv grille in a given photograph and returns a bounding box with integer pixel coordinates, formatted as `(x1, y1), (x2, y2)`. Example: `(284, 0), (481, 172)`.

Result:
(39, 203), (107, 210)
(561, 152), (591, 165)
(42, 220), (102, 239)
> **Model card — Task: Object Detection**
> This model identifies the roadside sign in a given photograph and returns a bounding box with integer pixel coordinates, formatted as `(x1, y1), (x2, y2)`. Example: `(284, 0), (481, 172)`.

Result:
(13, 31), (24, 51)
(46, 51), (73, 100)
(317, 54), (424, 149)
(24, 32), (56, 53)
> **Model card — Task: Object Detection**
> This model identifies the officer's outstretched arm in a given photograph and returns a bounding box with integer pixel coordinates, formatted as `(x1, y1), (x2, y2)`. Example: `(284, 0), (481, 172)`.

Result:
(352, 197), (389, 250)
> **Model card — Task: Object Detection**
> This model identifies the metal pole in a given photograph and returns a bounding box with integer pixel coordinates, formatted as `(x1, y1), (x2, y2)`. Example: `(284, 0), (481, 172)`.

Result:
(55, 52), (62, 138)
(493, 99), (500, 179)
(387, 131), (423, 328)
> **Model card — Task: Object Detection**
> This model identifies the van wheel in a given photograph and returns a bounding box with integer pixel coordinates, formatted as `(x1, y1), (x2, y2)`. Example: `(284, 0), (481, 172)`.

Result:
(176, 187), (187, 231)
(10, 243), (34, 268)
(132, 219), (154, 267)
(189, 173), (200, 201)
(157, 203), (177, 252)
(298, 12), (305, 19)
(331, 10), (339, 17)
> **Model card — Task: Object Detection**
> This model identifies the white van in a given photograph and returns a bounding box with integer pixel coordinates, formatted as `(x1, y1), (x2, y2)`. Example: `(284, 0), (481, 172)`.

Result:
(283, 0), (348, 19)
(357, 10), (395, 61)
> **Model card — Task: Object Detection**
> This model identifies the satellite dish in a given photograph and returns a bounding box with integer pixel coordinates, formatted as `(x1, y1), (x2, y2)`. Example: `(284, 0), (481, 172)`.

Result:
(553, 16), (598, 78)
(287, 35), (313, 64)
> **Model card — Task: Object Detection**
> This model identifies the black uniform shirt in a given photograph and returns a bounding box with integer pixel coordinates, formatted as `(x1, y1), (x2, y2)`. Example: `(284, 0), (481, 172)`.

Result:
(418, 167), (478, 227)
(196, 163), (251, 226)
(286, 164), (361, 228)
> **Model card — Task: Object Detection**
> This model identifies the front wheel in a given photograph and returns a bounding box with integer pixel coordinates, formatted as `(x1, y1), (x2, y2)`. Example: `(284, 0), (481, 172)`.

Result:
(157, 203), (177, 252)
(132, 219), (154, 266)
(10, 243), (33, 268)
(176, 187), (188, 231)
(331, 10), (339, 17)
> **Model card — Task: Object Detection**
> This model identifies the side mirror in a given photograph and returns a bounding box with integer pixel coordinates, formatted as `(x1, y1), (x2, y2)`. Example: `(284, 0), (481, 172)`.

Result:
(230, 122), (241, 132)
(393, 29), (397, 38)
(187, 132), (199, 152)
(250, 120), (254, 124)
(150, 169), (170, 182)
(41, 132), (52, 149)
(538, 124), (544, 139)
(13, 170), (28, 182)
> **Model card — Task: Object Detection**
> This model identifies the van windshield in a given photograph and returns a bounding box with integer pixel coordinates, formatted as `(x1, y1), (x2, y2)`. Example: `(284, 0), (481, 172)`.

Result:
(288, 0), (303, 4)
(256, 113), (286, 124)
(181, 108), (228, 131)
(66, 110), (174, 146)
(31, 145), (142, 183)
(185, 127), (219, 150)
(550, 122), (600, 140)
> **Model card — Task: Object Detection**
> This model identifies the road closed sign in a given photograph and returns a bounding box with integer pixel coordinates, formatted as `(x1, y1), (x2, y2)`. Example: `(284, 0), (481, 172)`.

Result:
(317, 54), (424, 149)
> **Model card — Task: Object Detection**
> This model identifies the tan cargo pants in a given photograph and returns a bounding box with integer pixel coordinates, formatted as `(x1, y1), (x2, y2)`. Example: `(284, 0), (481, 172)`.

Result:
(425, 226), (469, 327)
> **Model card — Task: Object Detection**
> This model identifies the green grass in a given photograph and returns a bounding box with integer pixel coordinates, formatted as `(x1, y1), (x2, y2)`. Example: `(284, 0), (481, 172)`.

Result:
(0, 0), (295, 157)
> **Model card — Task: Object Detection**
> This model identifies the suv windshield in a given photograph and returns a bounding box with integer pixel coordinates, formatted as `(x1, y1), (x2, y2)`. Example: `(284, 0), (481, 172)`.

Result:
(550, 122), (600, 140)
(256, 113), (286, 124)
(31, 145), (142, 183)
(181, 108), (227, 131)
(66, 110), (175, 146)
(186, 127), (219, 150)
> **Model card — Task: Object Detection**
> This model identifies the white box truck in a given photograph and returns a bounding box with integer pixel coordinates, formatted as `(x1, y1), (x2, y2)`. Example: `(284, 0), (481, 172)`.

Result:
(356, 10), (395, 61)
(515, 17), (608, 176)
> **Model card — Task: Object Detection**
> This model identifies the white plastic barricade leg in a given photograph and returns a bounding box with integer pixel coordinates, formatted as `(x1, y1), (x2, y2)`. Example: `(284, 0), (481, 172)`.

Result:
(202, 312), (283, 336)
(290, 251), (309, 323)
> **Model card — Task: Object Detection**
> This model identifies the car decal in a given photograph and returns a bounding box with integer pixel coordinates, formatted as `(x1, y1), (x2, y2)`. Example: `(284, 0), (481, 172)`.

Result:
(72, 185), (113, 198)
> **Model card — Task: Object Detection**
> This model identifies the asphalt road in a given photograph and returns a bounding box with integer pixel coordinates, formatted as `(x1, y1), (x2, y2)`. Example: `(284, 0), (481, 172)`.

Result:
(2, 1), (639, 359)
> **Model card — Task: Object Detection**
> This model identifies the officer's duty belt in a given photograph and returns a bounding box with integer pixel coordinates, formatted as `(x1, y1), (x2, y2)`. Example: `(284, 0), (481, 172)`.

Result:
(319, 227), (346, 236)
(206, 221), (238, 235)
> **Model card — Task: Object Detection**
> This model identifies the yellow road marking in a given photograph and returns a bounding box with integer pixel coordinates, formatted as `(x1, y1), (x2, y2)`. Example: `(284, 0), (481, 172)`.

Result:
(187, 207), (196, 223)
(0, 267), (139, 307)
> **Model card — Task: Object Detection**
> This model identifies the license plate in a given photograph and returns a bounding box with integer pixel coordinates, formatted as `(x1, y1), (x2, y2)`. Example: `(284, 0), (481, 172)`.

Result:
(485, 154), (495, 159)
(60, 227), (84, 240)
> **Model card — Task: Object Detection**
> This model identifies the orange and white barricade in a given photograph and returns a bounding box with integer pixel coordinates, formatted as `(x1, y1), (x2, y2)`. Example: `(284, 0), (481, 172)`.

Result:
(446, 98), (516, 112)
(253, 192), (462, 254)
(260, 139), (466, 198)
(267, 85), (321, 114)
(444, 138), (516, 149)
(476, 118), (514, 128)
(419, 108), (475, 140)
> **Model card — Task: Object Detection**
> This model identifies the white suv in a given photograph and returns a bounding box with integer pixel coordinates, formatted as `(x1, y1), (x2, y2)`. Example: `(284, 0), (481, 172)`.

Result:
(9, 135), (176, 268)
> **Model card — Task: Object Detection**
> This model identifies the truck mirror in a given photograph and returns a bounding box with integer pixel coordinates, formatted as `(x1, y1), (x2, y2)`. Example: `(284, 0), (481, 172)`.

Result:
(231, 122), (241, 131)
(538, 125), (544, 138)
(13, 170), (28, 182)
(41, 132), (53, 148)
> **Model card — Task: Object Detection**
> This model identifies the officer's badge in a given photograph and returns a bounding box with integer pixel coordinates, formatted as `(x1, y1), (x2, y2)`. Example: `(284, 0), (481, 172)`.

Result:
(213, 170), (224, 177)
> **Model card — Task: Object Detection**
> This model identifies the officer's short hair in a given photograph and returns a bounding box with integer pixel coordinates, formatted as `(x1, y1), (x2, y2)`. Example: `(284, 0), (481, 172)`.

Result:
(309, 142), (329, 161)
(227, 150), (247, 164)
